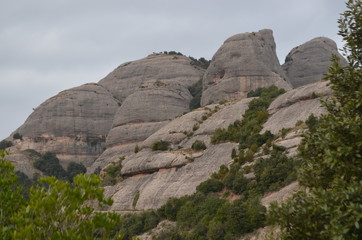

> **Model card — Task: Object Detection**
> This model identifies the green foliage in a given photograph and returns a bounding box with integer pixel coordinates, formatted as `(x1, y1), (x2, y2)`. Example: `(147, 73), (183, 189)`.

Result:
(133, 191), (140, 209)
(12, 174), (122, 239)
(163, 51), (183, 56)
(13, 133), (22, 140)
(33, 152), (68, 180)
(102, 157), (124, 186)
(15, 171), (33, 199)
(189, 79), (203, 110)
(0, 140), (13, 150)
(192, 123), (199, 132)
(196, 178), (224, 194)
(253, 148), (297, 193)
(269, 1), (362, 239)
(117, 211), (161, 240)
(152, 140), (170, 151)
(211, 86), (284, 149)
(189, 56), (211, 69)
(0, 151), (123, 239)
(247, 87), (264, 97)
(158, 196), (188, 221)
(191, 140), (207, 151)
(0, 150), (25, 239)
(66, 162), (87, 182)
(305, 114), (319, 132)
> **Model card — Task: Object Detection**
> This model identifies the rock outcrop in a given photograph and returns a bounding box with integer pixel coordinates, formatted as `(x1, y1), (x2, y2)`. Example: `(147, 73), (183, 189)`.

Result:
(89, 54), (205, 172)
(201, 29), (291, 106)
(282, 37), (347, 88)
(3, 30), (345, 215)
(103, 80), (331, 211)
(10, 83), (119, 168)
(8, 54), (204, 172)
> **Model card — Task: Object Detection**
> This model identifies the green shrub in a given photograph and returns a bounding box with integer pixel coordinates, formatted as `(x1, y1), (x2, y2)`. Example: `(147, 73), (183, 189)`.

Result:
(134, 145), (140, 153)
(211, 86), (283, 147)
(253, 149), (297, 193)
(13, 133), (23, 140)
(305, 114), (319, 132)
(189, 79), (203, 110)
(189, 56), (211, 69)
(93, 166), (101, 175)
(33, 152), (67, 180)
(196, 178), (224, 194)
(66, 162), (86, 182)
(192, 123), (200, 131)
(0, 140), (13, 150)
(133, 191), (140, 209)
(191, 140), (207, 151)
(158, 196), (188, 221)
(247, 87), (264, 97)
(101, 156), (124, 186)
(152, 140), (170, 151)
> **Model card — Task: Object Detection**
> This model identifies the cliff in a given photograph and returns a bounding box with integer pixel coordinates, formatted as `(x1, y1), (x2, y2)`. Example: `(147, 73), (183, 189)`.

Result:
(3, 29), (342, 213)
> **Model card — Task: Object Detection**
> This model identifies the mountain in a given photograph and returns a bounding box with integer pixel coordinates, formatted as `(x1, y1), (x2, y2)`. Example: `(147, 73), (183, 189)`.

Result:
(3, 29), (343, 215)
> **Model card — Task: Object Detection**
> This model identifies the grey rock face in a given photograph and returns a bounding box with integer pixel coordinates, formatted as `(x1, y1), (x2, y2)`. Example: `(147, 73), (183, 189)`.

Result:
(11, 83), (119, 167)
(106, 143), (237, 210)
(282, 37), (347, 88)
(15, 83), (118, 138)
(263, 81), (332, 134)
(99, 54), (204, 103)
(201, 29), (291, 106)
(99, 54), (205, 168)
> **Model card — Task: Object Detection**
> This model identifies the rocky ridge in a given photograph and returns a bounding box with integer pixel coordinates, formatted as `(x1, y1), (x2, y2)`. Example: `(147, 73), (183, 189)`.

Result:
(3, 29), (342, 214)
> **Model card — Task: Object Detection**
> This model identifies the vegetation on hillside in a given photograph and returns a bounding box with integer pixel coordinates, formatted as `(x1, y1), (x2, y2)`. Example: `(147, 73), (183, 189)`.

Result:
(135, 86), (297, 240)
(268, 1), (362, 239)
(33, 151), (86, 182)
(188, 78), (203, 110)
(0, 150), (123, 240)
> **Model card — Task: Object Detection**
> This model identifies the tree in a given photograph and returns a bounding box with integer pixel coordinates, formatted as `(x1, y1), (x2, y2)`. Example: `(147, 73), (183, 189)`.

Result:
(0, 150), (25, 239)
(268, 1), (362, 239)
(66, 161), (87, 182)
(0, 150), (123, 239)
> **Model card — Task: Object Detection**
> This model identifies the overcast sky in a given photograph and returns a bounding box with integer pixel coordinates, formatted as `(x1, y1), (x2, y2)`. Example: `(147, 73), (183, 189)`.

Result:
(0, 0), (347, 140)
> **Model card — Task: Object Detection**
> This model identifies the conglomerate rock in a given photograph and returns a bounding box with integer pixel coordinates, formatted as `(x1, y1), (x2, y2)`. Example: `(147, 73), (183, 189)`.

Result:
(201, 29), (291, 106)
(282, 37), (347, 88)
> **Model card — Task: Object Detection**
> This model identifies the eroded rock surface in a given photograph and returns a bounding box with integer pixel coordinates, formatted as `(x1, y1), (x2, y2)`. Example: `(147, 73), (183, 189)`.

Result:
(263, 81), (332, 134)
(201, 29), (291, 106)
(282, 37), (347, 88)
(10, 83), (119, 168)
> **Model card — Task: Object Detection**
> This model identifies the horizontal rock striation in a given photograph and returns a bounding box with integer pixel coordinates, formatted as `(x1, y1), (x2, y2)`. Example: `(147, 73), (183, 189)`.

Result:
(10, 83), (119, 168)
(282, 37), (347, 88)
(201, 29), (291, 106)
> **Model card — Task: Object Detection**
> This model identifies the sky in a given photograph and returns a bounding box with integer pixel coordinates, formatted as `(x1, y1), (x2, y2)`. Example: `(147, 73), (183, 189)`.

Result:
(0, 0), (347, 140)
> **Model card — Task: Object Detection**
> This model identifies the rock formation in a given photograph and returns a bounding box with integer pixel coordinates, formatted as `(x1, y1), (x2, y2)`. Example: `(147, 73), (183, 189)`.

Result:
(201, 29), (291, 106)
(282, 37), (347, 88)
(2, 30), (345, 213)
(102, 80), (332, 211)
(9, 83), (119, 170)
(91, 54), (205, 171)
(7, 53), (204, 174)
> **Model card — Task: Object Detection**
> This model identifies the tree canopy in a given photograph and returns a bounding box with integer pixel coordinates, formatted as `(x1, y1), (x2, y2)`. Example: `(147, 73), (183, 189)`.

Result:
(0, 150), (123, 240)
(268, 0), (362, 239)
